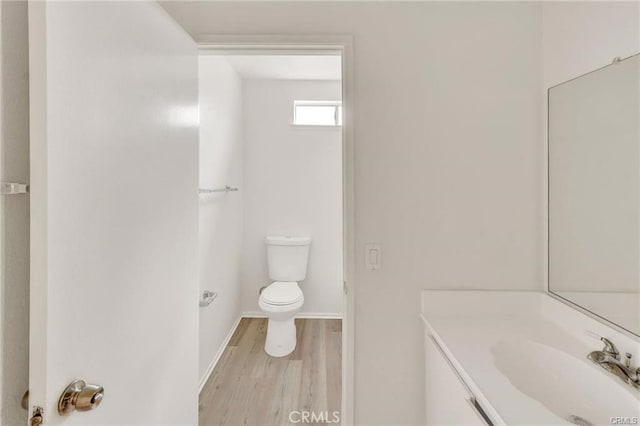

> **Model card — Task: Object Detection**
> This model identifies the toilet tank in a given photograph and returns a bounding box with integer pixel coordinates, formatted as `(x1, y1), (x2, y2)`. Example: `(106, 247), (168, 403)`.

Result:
(266, 236), (311, 282)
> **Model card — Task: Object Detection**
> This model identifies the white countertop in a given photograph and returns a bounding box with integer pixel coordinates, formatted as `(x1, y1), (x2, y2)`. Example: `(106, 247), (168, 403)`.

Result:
(421, 290), (640, 426)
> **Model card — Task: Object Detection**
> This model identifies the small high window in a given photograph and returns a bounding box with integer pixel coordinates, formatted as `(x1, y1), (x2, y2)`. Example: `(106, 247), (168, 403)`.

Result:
(293, 101), (342, 126)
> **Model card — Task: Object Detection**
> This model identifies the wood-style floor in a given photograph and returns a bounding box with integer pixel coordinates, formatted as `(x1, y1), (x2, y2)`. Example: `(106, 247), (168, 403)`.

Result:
(199, 318), (342, 426)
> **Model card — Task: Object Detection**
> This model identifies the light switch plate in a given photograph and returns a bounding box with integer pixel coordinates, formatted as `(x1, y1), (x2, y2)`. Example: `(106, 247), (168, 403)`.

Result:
(365, 244), (381, 270)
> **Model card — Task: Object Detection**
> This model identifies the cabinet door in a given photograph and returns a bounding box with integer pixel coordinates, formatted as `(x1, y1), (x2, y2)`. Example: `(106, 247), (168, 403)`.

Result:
(425, 335), (489, 425)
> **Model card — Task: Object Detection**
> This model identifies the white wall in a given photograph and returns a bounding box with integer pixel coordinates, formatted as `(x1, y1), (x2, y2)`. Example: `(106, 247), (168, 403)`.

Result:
(240, 79), (343, 316)
(198, 56), (244, 382)
(542, 1), (640, 89)
(161, 3), (543, 424)
(0, 2), (29, 424)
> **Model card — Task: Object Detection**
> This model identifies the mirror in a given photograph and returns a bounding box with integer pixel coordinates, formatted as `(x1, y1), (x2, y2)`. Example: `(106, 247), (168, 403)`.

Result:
(549, 53), (640, 336)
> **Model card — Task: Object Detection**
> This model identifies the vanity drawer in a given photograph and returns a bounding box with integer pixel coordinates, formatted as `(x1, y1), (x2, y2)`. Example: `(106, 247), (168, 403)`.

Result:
(425, 334), (493, 426)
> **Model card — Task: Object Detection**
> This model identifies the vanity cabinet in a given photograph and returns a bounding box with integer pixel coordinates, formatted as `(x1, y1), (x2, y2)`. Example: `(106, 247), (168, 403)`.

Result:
(424, 334), (492, 425)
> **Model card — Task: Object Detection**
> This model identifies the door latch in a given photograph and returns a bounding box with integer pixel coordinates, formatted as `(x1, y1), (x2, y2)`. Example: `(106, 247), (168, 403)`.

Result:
(1, 182), (29, 195)
(29, 406), (44, 426)
(21, 390), (29, 410)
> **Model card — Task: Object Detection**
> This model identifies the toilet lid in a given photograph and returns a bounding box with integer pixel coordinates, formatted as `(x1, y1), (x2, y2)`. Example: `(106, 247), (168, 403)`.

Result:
(261, 282), (303, 305)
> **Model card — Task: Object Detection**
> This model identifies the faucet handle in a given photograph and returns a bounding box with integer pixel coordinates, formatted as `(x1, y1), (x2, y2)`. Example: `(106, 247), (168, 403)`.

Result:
(601, 337), (620, 359)
(625, 353), (632, 368)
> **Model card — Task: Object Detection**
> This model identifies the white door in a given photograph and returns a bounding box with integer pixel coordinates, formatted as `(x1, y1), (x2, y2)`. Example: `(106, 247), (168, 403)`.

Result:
(28, 1), (199, 424)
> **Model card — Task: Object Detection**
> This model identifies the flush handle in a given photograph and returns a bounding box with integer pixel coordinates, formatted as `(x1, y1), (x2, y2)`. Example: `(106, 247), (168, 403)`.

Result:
(58, 379), (104, 415)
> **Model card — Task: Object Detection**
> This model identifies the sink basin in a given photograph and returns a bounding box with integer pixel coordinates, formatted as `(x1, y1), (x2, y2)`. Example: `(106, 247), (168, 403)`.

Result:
(491, 339), (640, 425)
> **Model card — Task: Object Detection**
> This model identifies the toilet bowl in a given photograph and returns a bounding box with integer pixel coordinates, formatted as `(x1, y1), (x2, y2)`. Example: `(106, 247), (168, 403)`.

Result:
(258, 282), (304, 356)
(260, 235), (311, 357)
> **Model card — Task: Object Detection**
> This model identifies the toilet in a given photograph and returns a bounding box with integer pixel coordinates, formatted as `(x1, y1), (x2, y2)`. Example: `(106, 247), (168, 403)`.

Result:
(259, 235), (311, 357)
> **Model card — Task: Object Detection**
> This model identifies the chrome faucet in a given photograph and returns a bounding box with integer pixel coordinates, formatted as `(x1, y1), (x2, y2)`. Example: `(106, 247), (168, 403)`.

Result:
(599, 337), (620, 358)
(587, 337), (640, 390)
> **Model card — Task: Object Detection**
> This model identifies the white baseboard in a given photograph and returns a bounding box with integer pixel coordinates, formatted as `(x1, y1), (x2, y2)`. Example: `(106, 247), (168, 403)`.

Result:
(241, 311), (343, 320)
(199, 316), (242, 393)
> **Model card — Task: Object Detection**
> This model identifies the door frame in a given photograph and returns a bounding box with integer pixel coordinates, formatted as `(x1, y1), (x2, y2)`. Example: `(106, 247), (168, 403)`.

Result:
(197, 34), (356, 426)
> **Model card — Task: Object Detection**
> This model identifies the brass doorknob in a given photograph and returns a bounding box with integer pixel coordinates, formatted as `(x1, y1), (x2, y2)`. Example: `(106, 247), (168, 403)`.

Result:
(58, 379), (104, 415)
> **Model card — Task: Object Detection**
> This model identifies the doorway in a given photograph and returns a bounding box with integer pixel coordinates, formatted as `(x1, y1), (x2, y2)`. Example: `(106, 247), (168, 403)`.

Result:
(196, 45), (353, 425)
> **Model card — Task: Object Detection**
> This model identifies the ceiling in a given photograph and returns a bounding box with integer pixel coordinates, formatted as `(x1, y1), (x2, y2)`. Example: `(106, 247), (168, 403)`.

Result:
(221, 55), (342, 81)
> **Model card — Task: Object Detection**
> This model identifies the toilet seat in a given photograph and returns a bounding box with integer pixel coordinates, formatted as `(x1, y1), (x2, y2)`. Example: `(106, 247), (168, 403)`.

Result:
(260, 282), (303, 306)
